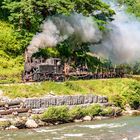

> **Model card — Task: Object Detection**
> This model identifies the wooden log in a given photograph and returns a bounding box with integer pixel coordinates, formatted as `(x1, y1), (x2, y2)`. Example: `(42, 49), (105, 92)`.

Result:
(0, 108), (29, 115)
(0, 105), (22, 110)
(0, 101), (21, 107)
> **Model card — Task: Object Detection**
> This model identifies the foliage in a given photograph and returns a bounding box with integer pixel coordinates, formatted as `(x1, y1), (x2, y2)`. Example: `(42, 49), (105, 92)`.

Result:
(38, 104), (120, 123)
(0, 21), (21, 56)
(0, 0), (116, 81)
(40, 104), (116, 123)
(2, 0), (115, 32)
(121, 81), (140, 109)
(118, 0), (140, 18)
(41, 106), (69, 122)
(85, 104), (102, 116)
(100, 107), (114, 116)
(110, 94), (125, 108)
(69, 106), (85, 120)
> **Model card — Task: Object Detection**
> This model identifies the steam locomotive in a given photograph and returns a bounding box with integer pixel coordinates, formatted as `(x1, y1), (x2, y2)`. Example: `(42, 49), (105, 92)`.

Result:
(22, 51), (125, 82)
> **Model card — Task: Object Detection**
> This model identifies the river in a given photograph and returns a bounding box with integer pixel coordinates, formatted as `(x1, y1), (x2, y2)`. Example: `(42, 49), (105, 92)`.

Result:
(1, 116), (140, 140)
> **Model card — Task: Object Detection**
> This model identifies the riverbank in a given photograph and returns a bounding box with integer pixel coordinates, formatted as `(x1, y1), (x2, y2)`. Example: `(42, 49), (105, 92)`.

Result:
(0, 78), (140, 130)
(0, 103), (140, 131)
(0, 94), (122, 130)
(0, 94), (139, 131)
(0, 104), (122, 130)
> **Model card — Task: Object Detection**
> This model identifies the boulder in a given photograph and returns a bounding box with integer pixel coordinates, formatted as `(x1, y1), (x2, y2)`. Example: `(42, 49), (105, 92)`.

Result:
(74, 119), (83, 123)
(11, 117), (26, 129)
(123, 110), (140, 116)
(93, 116), (109, 120)
(6, 125), (18, 130)
(83, 116), (92, 121)
(36, 120), (48, 127)
(25, 119), (38, 128)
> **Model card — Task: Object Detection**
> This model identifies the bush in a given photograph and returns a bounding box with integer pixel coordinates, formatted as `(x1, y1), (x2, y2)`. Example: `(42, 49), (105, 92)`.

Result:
(85, 104), (102, 117)
(110, 94), (125, 109)
(100, 107), (113, 116)
(69, 106), (85, 120)
(122, 81), (140, 109)
(41, 106), (69, 123)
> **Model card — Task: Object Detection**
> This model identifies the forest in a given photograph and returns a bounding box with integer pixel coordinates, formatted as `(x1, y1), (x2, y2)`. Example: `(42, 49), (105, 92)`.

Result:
(0, 0), (140, 83)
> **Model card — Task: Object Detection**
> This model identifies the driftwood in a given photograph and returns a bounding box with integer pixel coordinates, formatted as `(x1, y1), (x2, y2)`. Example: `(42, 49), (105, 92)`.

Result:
(0, 108), (29, 115)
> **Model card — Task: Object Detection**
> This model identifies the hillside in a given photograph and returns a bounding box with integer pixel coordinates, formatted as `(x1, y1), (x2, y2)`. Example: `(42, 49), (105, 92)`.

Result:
(1, 0), (140, 83)
(0, 0), (114, 83)
(0, 21), (24, 83)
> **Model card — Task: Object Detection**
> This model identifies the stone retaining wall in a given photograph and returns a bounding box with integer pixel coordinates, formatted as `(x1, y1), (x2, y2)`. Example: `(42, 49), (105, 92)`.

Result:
(24, 94), (108, 109)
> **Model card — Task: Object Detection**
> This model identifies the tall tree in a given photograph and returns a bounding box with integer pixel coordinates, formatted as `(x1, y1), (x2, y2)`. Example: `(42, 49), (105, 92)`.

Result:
(2, 0), (115, 32)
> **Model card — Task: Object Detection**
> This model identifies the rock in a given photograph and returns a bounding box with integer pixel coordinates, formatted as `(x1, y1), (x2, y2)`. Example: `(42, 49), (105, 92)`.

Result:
(123, 110), (140, 116)
(25, 119), (38, 128)
(125, 104), (131, 111)
(6, 125), (18, 130)
(83, 116), (92, 121)
(113, 107), (122, 116)
(54, 121), (64, 125)
(74, 119), (83, 123)
(93, 116), (110, 120)
(11, 117), (26, 129)
(21, 116), (27, 121)
(36, 120), (48, 127)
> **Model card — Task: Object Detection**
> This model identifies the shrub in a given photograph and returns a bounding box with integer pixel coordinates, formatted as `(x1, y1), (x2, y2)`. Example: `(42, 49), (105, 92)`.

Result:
(85, 104), (102, 117)
(122, 81), (140, 109)
(69, 106), (85, 120)
(100, 107), (113, 116)
(41, 106), (69, 123)
(110, 94), (125, 109)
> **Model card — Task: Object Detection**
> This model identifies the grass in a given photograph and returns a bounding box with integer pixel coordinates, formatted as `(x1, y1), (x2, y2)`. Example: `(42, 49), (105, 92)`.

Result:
(0, 78), (137, 98)
(1, 78), (140, 109)
(0, 56), (24, 84)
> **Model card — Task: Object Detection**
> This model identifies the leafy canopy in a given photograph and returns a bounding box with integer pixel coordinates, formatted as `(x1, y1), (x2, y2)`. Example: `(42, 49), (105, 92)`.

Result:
(2, 0), (115, 32)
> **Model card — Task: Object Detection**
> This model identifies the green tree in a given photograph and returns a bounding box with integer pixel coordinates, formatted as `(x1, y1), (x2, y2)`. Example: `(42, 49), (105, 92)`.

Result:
(2, 0), (115, 32)
(118, 0), (140, 17)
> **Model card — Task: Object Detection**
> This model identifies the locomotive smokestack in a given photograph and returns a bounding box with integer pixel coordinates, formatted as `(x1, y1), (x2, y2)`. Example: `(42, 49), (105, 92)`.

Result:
(24, 49), (28, 63)
(25, 48), (31, 63)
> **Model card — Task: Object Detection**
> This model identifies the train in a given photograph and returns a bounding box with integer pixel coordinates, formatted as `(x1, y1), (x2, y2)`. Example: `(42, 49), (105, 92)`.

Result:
(22, 51), (125, 82)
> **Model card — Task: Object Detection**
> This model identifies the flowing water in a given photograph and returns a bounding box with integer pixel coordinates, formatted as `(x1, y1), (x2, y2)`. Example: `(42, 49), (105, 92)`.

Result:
(1, 116), (140, 140)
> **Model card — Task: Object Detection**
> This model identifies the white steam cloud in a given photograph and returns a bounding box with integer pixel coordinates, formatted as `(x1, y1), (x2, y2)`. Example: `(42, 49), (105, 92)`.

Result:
(91, 1), (140, 64)
(27, 13), (102, 56)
